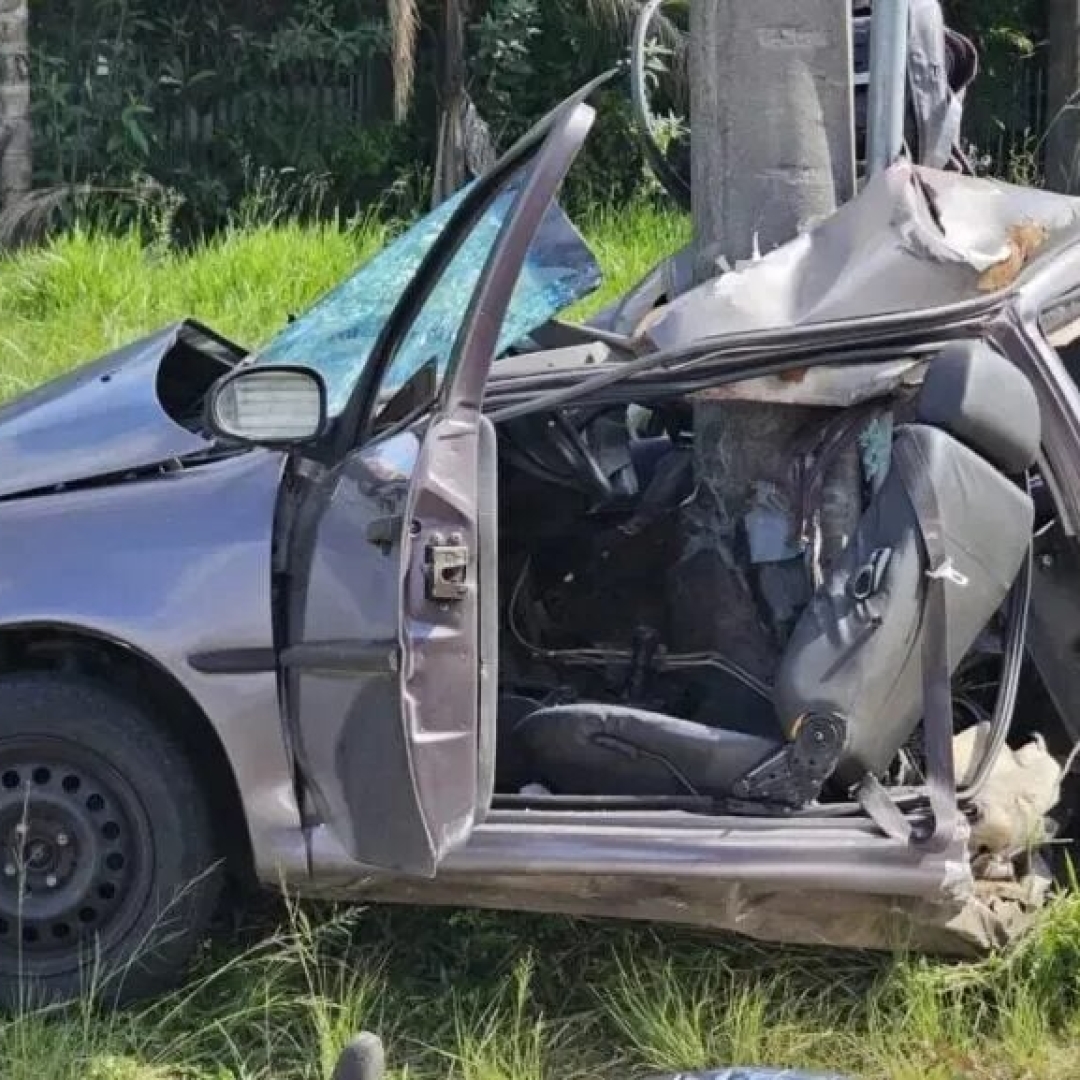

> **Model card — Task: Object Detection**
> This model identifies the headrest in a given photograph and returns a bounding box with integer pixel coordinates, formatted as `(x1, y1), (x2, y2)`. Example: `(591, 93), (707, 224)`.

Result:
(915, 341), (1041, 474)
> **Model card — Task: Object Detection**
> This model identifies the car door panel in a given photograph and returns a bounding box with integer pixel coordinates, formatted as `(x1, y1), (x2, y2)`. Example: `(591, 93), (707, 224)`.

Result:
(285, 420), (497, 875)
(286, 102), (596, 876)
(282, 432), (419, 867)
(395, 412), (490, 867)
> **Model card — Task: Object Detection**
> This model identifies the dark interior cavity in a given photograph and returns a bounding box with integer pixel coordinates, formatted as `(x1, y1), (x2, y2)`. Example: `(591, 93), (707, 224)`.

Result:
(491, 340), (1041, 815)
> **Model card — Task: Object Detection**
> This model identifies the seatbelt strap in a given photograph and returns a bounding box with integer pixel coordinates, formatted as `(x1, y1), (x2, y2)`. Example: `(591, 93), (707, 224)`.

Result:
(894, 436), (963, 852)
(856, 773), (912, 842)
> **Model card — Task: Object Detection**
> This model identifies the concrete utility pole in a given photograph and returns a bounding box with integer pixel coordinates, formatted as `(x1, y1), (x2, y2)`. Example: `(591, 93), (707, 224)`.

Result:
(1047, 0), (1080, 193)
(673, 3), (859, 680)
(689, 0), (855, 268)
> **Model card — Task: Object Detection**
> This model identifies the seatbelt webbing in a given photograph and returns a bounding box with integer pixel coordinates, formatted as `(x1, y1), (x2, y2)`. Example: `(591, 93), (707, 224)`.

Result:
(856, 773), (913, 843)
(894, 437), (962, 852)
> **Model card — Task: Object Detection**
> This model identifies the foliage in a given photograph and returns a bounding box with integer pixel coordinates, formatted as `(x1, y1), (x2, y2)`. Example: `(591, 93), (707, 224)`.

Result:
(0, 198), (684, 403)
(26, 0), (679, 232)
(467, 0), (658, 211)
(472, 0), (541, 140)
(22, 0), (1056, 235)
(945, 0), (1040, 58)
(2, 876), (1080, 1078)
(943, 0), (1046, 177)
(30, 0), (424, 235)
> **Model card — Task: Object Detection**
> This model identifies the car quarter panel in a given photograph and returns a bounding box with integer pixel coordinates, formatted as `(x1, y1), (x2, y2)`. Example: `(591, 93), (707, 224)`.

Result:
(0, 449), (299, 879)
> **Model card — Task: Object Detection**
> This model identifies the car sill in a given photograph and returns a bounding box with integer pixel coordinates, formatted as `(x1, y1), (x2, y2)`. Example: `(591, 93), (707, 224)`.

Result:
(305, 810), (969, 901)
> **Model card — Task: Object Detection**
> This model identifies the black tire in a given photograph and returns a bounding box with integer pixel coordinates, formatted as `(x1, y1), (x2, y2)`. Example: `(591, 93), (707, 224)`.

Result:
(0, 673), (222, 1007)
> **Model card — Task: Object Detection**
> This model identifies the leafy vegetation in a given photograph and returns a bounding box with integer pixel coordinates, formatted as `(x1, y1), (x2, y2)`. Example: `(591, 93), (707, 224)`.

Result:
(28, 0), (656, 234)
(30, 0), (414, 235)
(26, 0), (1050, 240)
(944, 0), (1047, 178)
(0, 200), (686, 403)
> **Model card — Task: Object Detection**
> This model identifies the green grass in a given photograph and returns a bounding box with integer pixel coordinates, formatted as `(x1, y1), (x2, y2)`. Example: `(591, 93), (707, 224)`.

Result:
(1, 202), (1079, 1079)
(5, 896), (1080, 1080)
(0, 201), (689, 404)
(0, 219), (389, 403)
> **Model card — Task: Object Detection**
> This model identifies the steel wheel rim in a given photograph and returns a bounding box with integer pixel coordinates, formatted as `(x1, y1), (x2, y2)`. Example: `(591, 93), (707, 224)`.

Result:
(0, 735), (155, 975)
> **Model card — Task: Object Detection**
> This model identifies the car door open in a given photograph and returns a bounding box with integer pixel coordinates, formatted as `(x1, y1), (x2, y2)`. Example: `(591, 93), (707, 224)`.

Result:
(282, 100), (596, 877)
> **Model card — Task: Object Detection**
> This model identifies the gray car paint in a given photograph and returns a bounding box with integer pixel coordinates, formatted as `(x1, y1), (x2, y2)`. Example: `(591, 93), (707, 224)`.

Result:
(0, 301), (1053, 954)
(281, 159), (1080, 947)
(1, 82), (1079, 952)
(645, 161), (1080, 351)
(0, 321), (238, 499)
(0, 449), (299, 879)
(284, 99), (596, 878)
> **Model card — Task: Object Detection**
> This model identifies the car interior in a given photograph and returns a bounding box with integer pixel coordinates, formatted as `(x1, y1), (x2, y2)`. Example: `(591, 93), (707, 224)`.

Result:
(489, 337), (1044, 820)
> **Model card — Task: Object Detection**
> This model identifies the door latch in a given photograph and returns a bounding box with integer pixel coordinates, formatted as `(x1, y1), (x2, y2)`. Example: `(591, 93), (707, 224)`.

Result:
(425, 539), (469, 601)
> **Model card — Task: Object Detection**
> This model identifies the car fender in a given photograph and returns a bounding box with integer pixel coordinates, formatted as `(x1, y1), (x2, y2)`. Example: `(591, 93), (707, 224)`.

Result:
(0, 449), (300, 880)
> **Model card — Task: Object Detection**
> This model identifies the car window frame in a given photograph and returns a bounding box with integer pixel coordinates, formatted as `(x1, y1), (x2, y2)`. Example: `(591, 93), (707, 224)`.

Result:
(329, 70), (618, 459)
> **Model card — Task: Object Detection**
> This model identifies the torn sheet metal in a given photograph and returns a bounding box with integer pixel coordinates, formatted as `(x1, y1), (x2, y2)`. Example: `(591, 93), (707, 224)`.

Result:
(646, 163), (1080, 352)
(693, 358), (924, 407)
(0, 320), (237, 499)
(350, 866), (1050, 957)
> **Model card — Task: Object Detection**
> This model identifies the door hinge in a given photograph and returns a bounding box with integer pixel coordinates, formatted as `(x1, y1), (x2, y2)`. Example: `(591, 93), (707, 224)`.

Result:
(425, 538), (469, 601)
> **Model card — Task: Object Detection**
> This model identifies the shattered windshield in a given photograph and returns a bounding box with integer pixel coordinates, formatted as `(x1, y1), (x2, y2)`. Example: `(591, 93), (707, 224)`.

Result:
(254, 178), (601, 417)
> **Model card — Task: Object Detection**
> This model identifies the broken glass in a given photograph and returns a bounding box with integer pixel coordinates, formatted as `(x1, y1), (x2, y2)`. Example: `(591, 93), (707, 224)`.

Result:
(255, 178), (600, 417)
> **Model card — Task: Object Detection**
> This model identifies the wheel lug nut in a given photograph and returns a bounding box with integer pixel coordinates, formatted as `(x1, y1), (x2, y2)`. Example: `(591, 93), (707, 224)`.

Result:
(14, 823), (26, 837)
(56, 833), (69, 847)
(45, 874), (57, 889)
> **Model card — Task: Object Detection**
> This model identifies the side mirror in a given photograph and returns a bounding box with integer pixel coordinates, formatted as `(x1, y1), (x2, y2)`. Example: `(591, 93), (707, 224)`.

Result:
(206, 365), (328, 447)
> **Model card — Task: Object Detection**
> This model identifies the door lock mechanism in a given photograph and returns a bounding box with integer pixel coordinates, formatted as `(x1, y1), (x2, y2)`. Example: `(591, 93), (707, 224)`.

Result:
(425, 540), (469, 601)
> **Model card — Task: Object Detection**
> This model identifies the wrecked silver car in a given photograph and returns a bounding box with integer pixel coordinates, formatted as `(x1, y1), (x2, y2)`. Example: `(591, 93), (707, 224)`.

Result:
(1, 80), (1080, 1004)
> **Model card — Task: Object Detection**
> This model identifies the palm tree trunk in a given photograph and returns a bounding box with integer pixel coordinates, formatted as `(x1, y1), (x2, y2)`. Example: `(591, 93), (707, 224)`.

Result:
(432, 0), (495, 205)
(0, 0), (30, 209)
(432, 0), (470, 205)
(389, 0), (421, 123)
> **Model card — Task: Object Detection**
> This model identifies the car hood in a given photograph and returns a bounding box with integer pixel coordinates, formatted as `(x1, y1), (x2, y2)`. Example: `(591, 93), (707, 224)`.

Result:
(0, 320), (243, 499)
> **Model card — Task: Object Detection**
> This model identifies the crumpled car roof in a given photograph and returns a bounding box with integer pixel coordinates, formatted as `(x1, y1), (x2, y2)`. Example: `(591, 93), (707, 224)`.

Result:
(644, 162), (1080, 351)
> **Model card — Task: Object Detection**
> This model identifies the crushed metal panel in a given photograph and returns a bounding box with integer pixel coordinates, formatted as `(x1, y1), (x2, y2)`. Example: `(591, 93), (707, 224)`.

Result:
(646, 163), (1080, 352)
(696, 358), (924, 407)
(349, 870), (1050, 956)
(0, 321), (230, 499)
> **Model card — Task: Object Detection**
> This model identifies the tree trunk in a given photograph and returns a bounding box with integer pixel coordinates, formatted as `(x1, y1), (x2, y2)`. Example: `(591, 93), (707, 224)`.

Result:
(432, 0), (469, 206)
(0, 0), (30, 209)
(432, 1), (497, 207)
(1047, 0), (1080, 193)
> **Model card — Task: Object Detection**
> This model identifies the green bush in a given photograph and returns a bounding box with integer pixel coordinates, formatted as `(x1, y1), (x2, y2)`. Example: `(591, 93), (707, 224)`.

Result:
(26, 0), (1049, 237)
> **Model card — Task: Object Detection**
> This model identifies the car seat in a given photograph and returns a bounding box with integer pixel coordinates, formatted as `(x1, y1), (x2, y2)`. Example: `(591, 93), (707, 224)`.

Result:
(513, 341), (1040, 809)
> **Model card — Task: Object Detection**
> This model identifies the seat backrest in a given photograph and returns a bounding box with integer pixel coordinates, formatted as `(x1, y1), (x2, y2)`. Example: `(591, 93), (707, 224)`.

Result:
(774, 342), (1040, 786)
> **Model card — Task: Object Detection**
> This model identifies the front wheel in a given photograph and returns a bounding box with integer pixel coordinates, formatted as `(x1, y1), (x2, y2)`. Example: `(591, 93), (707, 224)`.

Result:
(0, 673), (222, 1007)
